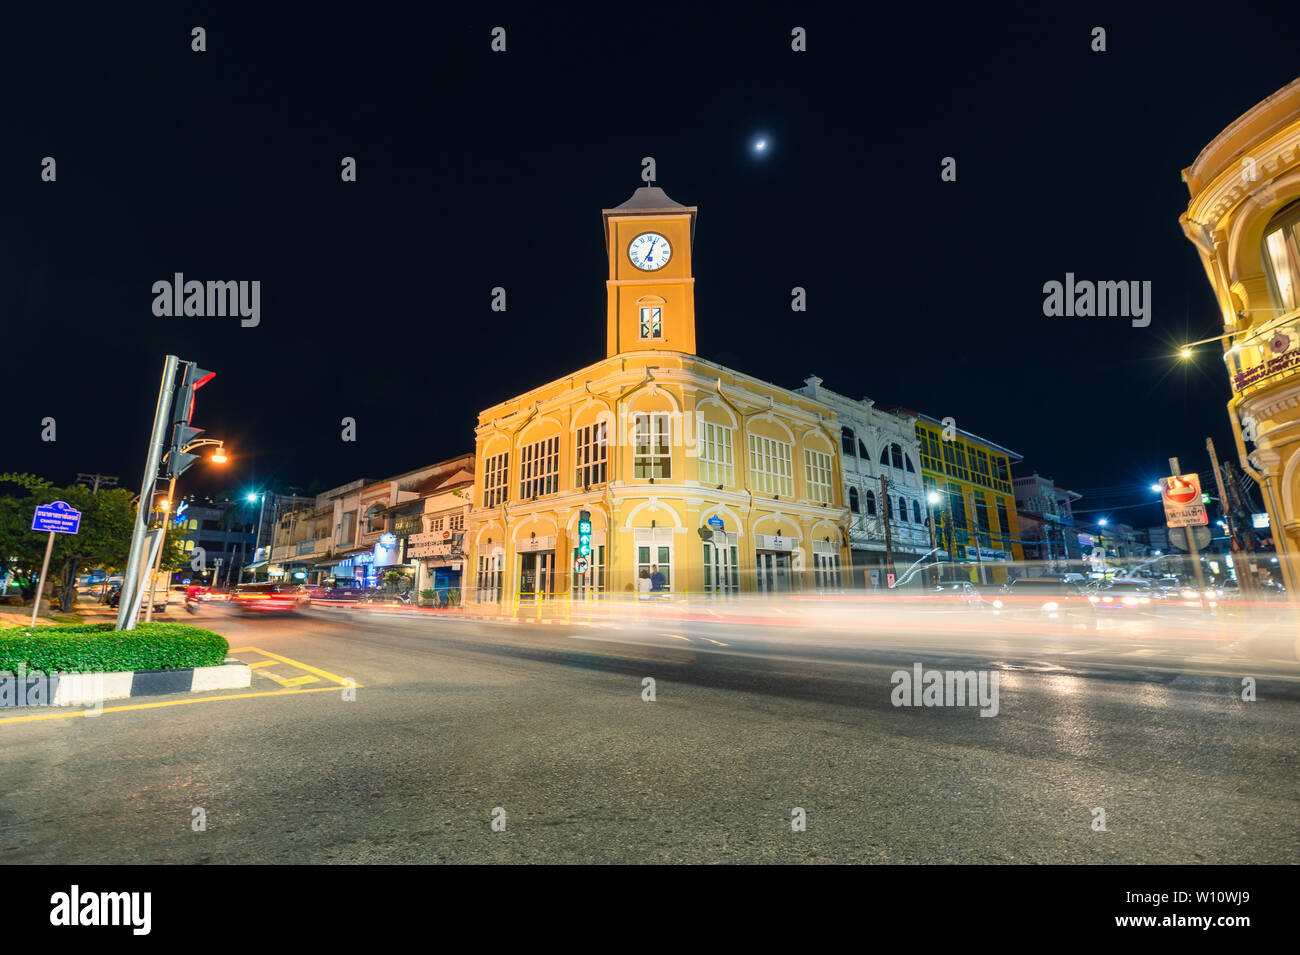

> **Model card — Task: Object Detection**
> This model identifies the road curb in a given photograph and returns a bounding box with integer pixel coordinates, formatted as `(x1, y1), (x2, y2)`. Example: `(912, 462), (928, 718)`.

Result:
(1, 659), (252, 708)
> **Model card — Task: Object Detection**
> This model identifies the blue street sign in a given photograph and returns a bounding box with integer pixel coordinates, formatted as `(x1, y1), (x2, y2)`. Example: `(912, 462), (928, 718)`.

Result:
(707, 515), (724, 530)
(32, 501), (82, 535)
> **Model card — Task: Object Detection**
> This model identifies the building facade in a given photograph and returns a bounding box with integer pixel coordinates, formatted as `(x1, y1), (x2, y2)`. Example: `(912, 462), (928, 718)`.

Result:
(1180, 76), (1300, 594)
(173, 497), (257, 586)
(903, 412), (1025, 584)
(796, 378), (931, 587)
(465, 185), (852, 606)
(1013, 472), (1083, 574)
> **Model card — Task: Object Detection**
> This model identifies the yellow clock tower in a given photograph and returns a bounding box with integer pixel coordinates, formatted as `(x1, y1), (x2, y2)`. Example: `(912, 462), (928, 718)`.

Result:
(465, 180), (852, 613)
(602, 186), (698, 357)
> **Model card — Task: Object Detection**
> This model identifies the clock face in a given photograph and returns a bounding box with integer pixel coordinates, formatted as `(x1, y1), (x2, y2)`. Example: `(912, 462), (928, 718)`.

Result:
(628, 232), (672, 271)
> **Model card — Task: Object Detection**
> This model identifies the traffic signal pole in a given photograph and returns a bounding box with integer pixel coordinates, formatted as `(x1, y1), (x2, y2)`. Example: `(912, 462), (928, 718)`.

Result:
(116, 356), (179, 631)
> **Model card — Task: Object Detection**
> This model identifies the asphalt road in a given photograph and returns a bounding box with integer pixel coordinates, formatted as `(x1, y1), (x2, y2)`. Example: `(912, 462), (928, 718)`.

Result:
(2, 603), (1298, 863)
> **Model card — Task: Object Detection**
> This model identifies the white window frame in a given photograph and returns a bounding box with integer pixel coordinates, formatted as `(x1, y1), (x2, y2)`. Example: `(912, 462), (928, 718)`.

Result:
(698, 421), (734, 486)
(574, 421), (608, 488)
(519, 436), (559, 499)
(804, 448), (834, 504)
(482, 452), (509, 508)
(639, 306), (663, 340)
(748, 434), (793, 497)
(633, 413), (672, 479)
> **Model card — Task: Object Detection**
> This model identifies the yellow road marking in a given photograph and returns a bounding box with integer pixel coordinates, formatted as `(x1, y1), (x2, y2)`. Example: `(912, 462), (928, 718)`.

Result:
(0, 684), (358, 725)
(247, 659), (278, 669)
(701, 637), (729, 647)
(660, 633), (690, 641)
(228, 647), (351, 686)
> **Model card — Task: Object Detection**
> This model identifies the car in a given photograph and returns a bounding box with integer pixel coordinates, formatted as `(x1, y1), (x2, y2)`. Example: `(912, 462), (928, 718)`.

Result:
(927, 581), (987, 609)
(1085, 578), (1159, 613)
(992, 577), (1097, 627)
(318, 585), (363, 601)
(229, 583), (310, 613)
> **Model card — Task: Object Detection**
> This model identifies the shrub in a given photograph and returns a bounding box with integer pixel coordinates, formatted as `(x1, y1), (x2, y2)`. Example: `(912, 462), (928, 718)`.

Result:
(0, 622), (230, 674)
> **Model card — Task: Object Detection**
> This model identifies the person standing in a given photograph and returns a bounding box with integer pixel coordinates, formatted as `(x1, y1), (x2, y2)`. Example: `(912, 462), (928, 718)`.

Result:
(650, 565), (666, 593)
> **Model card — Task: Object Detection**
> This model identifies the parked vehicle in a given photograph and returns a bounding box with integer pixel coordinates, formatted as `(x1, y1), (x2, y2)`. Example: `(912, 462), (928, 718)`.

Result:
(229, 583), (310, 613)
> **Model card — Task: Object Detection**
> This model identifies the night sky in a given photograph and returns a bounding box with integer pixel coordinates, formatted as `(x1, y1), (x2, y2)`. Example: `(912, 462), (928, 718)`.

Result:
(6, 2), (1297, 526)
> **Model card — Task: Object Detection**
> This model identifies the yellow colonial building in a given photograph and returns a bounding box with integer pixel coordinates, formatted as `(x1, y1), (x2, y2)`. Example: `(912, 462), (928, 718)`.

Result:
(466, 185), (852, 606)
(912, 413), (1024, 585)
(1181, 77), (1300, 593)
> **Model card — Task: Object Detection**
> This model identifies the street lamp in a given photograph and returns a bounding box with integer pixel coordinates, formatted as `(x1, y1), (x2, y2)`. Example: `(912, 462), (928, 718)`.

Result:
(925, 491), (943, 587)
(144, 437), (227, 621)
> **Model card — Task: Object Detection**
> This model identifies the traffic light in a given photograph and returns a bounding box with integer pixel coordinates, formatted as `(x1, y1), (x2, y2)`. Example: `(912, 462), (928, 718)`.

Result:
(167, 362), (215, 477)
(577, 510), (592, 558)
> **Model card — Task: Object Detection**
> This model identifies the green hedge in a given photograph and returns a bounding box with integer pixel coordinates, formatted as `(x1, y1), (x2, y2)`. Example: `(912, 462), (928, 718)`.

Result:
(0, 623), (229, 674)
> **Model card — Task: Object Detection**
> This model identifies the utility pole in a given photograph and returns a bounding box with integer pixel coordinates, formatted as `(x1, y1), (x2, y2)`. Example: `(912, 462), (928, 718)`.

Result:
(924, 490), (939, 587)
(879, 474), (896, 587)
(1206, 437), (1251, 598)
(76, 473), (119, 494)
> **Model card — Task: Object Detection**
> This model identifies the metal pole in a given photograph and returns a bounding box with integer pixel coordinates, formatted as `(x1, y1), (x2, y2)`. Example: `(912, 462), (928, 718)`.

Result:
(250, 494), (266, 582)
(125, 529), (164, 631)
(29, 530), (56, 628)
(925, 493), (938, 587)
(1206, 437), (1249, 598)
(1170, 456), (1209, 606)
(145, 474), (178, 623)
(116, 355), (179, 630)
(880, 475), (895, 586)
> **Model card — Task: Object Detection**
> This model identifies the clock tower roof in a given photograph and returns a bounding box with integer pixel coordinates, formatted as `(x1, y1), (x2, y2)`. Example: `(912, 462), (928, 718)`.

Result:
(602, 185), (697, 244)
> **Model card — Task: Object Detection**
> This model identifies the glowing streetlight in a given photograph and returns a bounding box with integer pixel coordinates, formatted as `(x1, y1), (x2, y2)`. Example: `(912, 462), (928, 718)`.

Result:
(1179, 347), (1193, 359)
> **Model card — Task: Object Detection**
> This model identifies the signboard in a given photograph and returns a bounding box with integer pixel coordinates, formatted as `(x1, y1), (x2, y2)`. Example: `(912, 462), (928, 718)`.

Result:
(964, 546), (1010, 562)
(707, 515), (724, 531)
(408, 541), (454, 559)
(1167, 525), (1212, 552)
(1252, 512), (1271, 529)
(518, 535), (556, 553)
(392, 514), (423, 537)
(757, 533), (795, 552)
(32, 501), (82, 534)
(1160, 474), (1208, 527)
(575, 556), (590, 574)
(1230, 322), (1300, 392)
(379, 532), (398, 548)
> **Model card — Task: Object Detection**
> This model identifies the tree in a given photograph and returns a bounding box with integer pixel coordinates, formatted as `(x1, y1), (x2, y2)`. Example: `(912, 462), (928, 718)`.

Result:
(0, 473), (186, 610)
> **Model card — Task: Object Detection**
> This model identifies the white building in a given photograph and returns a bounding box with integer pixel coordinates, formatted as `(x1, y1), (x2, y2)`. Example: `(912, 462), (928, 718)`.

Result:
(796, 376), (932, 588)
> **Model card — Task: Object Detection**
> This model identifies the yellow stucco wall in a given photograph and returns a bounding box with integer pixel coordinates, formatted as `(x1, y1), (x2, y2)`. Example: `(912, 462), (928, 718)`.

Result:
(1181, 77), (1300, 593)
